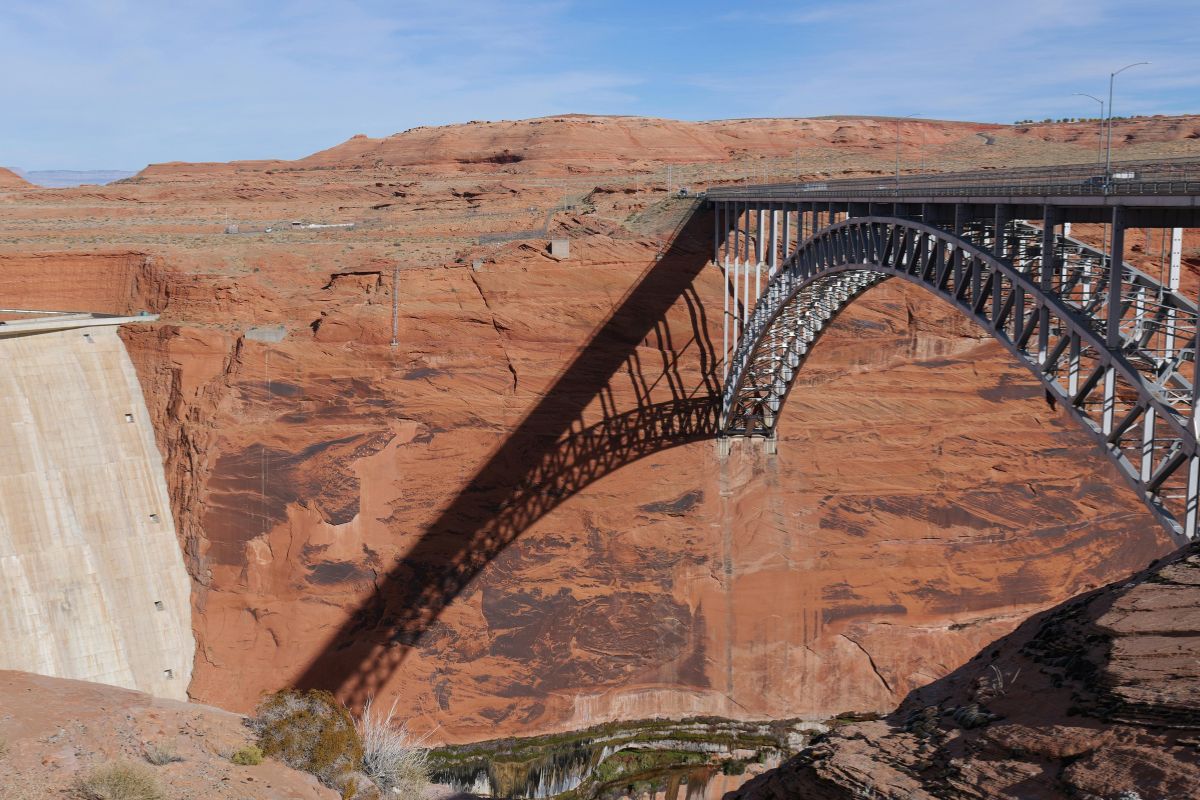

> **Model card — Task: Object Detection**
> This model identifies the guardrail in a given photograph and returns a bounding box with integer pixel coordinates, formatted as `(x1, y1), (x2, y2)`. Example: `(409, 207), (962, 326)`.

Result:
(707, 156), (1200, 200)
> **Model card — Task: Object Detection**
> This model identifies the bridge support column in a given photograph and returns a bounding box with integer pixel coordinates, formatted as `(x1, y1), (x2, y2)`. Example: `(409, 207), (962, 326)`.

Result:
(1107, 207), (1126, 349)
(1190, 297), (1200, 539)
(772, 205), (782, 277)
(992, 204), (1011, 325)
(953, 204), (966, 289)
(716, 436), (732, 459)
(1187, 456), (1200, 541)
(1102, 363), (1117, 436)
(732, 204), (741, 351)
(1141, 407), (1156, 483)
(721, 203), (731, 380)
(743, 205), (752, 328)
(1039, 205), (1059, 365)
(763, 433), (777, 456)
(1166, 227), (1184, 358)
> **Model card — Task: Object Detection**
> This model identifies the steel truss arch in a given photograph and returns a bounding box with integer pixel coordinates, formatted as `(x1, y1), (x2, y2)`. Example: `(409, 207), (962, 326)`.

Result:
(721, 216), (1200, 545)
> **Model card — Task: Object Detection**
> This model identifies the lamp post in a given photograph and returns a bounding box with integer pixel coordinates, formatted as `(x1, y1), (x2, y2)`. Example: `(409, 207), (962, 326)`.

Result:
(895, 113), (921, 191)
(1104, 61), (1149, 189)
(1073, 92), (1105, 169)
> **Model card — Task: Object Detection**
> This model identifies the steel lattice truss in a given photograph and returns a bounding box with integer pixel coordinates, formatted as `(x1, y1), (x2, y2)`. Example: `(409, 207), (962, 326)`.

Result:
(721, 216), (1200, 544)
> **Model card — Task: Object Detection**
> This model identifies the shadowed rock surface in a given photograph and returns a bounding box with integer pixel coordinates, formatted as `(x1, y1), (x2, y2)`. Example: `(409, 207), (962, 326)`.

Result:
(727, 542), (1200, 800)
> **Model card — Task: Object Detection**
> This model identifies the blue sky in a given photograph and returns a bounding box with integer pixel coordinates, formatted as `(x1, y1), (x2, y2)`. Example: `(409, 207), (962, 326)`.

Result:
(2, 0), (1198, 170)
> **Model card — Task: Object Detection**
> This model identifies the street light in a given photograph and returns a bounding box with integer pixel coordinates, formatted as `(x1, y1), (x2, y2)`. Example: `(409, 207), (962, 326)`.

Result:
(895, 113), (921, 191)
(1073, 92), (1105, 168)
(1104, 61), (1149, 189)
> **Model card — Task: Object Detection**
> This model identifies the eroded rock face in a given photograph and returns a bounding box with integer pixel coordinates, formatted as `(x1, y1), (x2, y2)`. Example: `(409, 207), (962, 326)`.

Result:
(0, 115), (1195, 745)
(727, 543), (1200, 800)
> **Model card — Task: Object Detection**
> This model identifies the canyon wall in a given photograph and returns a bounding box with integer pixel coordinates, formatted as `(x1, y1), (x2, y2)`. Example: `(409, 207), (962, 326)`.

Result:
(0, 321), (193, 700)
(0, 115), (1196, 742)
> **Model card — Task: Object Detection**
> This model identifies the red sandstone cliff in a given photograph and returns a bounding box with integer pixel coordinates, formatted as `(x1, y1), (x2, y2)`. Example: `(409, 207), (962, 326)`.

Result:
(728, 542), (1200, 799)
(0, 115), (1197, 745)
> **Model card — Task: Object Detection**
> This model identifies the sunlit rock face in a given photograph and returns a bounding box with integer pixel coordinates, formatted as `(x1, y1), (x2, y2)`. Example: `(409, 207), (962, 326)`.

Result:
(0, 114), (1192, 743)
(728, 542), (1200, 800)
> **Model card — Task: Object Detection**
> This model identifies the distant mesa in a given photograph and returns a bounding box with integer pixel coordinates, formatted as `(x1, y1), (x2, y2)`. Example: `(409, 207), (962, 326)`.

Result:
(0, 168), (137, 188)
(125, 114), (1200, 183)
(24, 169), (138, 188)
(0, 167), (32, 188)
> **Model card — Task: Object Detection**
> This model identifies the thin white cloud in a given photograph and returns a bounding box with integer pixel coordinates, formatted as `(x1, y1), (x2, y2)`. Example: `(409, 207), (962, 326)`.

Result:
(0, 0), (1196, 168)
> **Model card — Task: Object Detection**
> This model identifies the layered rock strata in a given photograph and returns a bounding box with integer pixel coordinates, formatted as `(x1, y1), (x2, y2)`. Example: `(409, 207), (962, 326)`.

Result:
(728, 542), (1200, 799)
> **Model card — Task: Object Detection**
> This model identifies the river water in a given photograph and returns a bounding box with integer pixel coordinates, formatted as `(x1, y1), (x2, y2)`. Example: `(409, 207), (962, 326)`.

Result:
(428, 716), (828, 800)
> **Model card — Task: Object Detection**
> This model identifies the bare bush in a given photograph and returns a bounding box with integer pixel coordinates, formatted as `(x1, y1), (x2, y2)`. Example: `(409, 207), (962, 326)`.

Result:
(250, 688), (363, 789)
(355, 696), (432, 797)
(142, 743), (182, 766)
(74, 762), (165, 800)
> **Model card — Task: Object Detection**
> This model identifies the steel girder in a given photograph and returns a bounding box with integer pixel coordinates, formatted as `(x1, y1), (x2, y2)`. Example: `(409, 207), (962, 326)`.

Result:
(720, 215), (1199, 544)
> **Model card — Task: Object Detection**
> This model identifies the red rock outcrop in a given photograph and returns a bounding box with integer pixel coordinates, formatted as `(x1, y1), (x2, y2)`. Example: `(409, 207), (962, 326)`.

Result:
(0, 167), (30, 189)
(727, 543), (1200, 799)
(0, 115), (1196, 746)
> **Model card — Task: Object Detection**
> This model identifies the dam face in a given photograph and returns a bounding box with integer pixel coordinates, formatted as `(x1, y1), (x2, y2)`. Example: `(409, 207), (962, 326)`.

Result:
(0, 315), (193, 700)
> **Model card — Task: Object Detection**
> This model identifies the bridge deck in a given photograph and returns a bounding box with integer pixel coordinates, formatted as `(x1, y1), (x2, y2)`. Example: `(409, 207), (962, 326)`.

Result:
(707, 157), (1200, 219)
(707, 158), (1200, 542)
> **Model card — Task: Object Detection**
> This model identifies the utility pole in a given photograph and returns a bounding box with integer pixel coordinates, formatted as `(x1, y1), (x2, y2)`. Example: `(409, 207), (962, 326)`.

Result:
(1104, 62), (1149, 190)
(1073, 93), (1105, 169)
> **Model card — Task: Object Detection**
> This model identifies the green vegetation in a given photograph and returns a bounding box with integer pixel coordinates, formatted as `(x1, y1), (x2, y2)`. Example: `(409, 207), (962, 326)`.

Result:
(430, 715), (813, 800)
(74, 762), (164, 800)
(231, 745), (264, 766)
(250, 689), (364, 790)
(593, 749), (704, 783)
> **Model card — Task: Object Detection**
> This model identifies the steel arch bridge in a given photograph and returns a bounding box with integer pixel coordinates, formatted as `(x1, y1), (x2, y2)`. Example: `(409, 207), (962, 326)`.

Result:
(708, 158), (1200, 545)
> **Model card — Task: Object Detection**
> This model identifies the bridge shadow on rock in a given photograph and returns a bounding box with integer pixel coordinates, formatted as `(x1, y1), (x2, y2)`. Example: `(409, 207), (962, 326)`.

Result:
(296, 204), (725, 706)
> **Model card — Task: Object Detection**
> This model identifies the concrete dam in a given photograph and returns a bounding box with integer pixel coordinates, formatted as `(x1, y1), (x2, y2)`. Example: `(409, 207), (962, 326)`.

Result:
(0, 311), (192, 701)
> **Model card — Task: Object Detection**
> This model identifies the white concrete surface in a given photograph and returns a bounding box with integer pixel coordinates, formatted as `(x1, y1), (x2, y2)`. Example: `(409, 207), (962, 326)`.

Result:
(0, 322), (193, 700)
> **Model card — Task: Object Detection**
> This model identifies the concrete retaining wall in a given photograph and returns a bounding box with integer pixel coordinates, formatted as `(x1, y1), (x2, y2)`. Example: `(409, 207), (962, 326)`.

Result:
(0, 324), (193, 700)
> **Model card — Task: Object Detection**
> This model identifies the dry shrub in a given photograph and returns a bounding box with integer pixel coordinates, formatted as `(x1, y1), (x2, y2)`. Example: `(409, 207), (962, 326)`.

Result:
(356, 697), (431, 797)
(250, 689), (364, 789)
(142, 743), (182, 766)
(74, 762), (164, 800)
(338, 772), (382, 800)
(231, 745), (264, 765)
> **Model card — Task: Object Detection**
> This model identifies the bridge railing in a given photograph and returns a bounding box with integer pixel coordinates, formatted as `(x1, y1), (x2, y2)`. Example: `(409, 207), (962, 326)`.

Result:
(707, 156), (1200, 199)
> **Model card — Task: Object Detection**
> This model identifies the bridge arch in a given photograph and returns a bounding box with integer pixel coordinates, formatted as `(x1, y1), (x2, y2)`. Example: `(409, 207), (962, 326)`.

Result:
(721, 215), (1199, 545)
